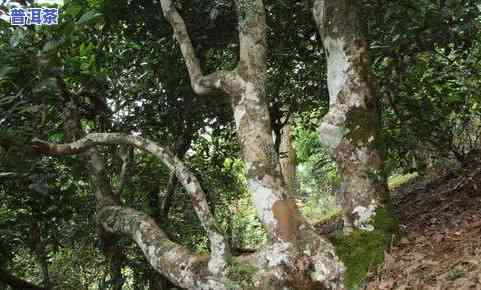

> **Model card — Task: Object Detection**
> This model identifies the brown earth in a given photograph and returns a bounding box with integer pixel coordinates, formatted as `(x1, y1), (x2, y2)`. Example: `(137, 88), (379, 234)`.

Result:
(366, 160), (481, 290)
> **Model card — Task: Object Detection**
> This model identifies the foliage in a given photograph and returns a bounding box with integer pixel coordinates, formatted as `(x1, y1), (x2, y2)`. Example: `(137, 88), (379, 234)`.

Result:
(293, 112), (340, 222)
(388, 172), (418, 190)
(369, 0), (481, 173)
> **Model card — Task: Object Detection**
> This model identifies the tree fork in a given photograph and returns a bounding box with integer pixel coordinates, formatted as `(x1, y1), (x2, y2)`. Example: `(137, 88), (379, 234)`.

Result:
(157, 0), (346, 287)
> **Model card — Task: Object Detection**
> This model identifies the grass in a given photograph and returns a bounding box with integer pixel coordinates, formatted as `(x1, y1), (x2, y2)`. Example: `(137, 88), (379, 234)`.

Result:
(388, 172), (418, 189)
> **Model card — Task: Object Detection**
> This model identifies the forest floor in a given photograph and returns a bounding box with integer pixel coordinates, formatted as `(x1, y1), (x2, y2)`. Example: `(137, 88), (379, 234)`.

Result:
(366, 160), (481, 290)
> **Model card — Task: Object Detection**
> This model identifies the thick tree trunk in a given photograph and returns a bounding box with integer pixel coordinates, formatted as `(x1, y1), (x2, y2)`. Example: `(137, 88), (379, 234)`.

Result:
(33, 132), (346, 289)
(233, 0), (303, 246)
(313, 0), (390, 232)
(162, 0), (346, 287)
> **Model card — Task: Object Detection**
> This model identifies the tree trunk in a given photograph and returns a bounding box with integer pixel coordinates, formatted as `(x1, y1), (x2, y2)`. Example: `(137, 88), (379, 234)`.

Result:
(160, 0), (346, 286)
(279, 121), (298, 196)
(313, 0), (391, 232)
(30, 223), (51, 290)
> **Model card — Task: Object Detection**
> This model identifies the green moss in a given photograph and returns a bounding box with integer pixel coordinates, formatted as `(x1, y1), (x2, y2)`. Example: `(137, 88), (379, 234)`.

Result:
(329, 208), (397, 290)
(303, 205), (341, 225)
(388, 172), (418, 189)
(226, 260), (258, 290)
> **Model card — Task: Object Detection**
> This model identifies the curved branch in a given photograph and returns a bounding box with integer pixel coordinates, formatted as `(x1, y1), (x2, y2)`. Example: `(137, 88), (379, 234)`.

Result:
(98, 206), (225, 289)
(159, 0), (240, 96)
(57, 78), (124, 286)
(32, 133), (230, 276)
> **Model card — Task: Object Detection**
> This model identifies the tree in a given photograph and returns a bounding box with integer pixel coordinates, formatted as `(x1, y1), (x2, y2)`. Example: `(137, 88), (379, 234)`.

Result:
(313, 0), (391, 233)
(30, 0), (348, 289)
(1, 0), (426, 288)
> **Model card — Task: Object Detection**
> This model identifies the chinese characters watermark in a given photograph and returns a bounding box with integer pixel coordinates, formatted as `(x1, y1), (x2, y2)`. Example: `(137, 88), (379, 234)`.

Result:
(1, 0), (60, 25)
(10, 7), (58, 25)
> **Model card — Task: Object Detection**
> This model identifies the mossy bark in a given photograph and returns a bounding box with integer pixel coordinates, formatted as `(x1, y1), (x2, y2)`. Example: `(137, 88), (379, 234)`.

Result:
(313, 0), (392, 233)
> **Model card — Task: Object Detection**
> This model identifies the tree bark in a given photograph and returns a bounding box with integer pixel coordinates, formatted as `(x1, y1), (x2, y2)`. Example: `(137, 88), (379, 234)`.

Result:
(313, 0), (391, 232)
(32, 133), (231, 288)
(33, 131), (345, 289)
(279, 121), (298, 196)
(157, 0), (303, 243)
(158, 0), (345, 286)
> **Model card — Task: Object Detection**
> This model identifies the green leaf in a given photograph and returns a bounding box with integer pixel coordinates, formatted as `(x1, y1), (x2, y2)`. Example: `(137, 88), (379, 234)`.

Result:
(61, 21), (76, 36)
(66, 4), (82, 17)
(0, 66), (15, 79)
(9, 29), (25, 48)
(76, 11), (103, 25)
(43, 38), (66, 52)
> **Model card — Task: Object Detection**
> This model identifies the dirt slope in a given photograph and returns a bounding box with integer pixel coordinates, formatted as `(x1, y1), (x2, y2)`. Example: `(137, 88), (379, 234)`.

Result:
(367, 161), (481, 290)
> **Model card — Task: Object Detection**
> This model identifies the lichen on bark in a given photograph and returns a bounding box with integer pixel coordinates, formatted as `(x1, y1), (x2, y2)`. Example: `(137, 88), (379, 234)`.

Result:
(313, 0), (392, 233)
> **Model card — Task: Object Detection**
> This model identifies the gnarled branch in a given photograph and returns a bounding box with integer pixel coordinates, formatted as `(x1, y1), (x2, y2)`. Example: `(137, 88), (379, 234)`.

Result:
(159, 0), (240, 96)
(56, 78), (125, 288)
(32, 133), (230, 275)
(98, 206), (225, 289)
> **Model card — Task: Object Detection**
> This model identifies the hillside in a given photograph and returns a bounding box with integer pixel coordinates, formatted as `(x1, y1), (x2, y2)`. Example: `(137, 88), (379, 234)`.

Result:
(367, 157), (481, 289)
